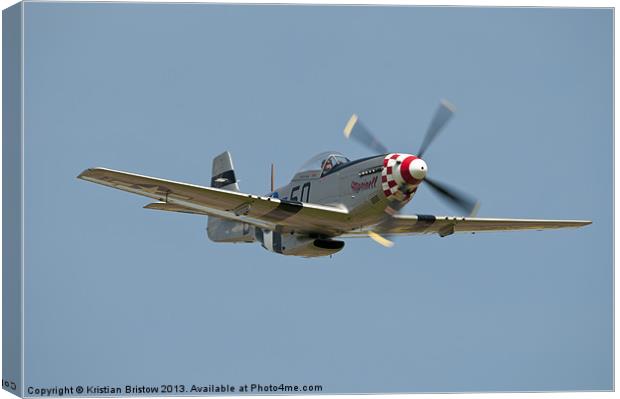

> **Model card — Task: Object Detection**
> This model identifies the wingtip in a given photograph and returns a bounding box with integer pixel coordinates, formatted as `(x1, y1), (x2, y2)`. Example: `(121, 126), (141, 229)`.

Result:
(569, 220), (592, 228)
(77, 167), (102, 180)
(76, 169), (90, 179)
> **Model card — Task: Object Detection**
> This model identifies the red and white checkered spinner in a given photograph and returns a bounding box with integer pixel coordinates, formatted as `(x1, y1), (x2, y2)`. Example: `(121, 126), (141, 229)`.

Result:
(381, 153), (427, 201)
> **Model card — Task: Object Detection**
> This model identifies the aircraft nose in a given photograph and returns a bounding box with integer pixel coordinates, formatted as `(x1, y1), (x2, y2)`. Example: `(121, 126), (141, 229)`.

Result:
(398, 156), (427, 185)
(409, 158), (428, 180)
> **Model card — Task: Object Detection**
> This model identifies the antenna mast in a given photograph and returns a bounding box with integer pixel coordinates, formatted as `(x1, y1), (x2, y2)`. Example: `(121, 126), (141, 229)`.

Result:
(270, 163), (275, 192)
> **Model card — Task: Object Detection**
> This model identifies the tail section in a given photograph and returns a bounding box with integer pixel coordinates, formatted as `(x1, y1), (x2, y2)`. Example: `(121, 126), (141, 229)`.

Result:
(210, 151), (240, 191)
(207, 151), (254, 243)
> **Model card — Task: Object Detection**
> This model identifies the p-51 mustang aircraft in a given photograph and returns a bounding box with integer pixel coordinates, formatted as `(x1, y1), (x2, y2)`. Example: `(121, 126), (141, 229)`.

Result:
(78, 100), (590, 257)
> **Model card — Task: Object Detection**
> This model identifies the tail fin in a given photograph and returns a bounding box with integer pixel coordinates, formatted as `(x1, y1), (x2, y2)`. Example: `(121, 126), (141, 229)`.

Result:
(211, 151), (240, 192)
(207, 151), (254, 243)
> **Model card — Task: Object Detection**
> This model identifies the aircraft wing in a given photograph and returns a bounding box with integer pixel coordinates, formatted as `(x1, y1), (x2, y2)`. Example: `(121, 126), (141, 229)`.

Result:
(143, 202), (211, 216)
(78, 167), (350, 234)
(356, 214), (591, 237)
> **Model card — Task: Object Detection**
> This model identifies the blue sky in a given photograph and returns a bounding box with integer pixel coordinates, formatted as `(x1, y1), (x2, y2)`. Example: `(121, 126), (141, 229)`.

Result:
(21, 3), (611, 393)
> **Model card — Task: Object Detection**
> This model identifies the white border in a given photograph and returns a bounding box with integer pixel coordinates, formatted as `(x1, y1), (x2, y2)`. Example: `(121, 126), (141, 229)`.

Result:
(20, 0), (24, 396)
(0, 1), (614, 399)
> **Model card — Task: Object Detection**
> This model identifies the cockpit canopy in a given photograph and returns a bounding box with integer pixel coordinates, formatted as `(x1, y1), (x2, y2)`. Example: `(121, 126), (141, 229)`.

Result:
(294, 151), (351, 179)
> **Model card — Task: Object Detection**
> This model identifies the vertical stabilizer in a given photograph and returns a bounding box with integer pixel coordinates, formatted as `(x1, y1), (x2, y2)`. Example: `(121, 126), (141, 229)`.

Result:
(207, 151), (254, 243)
(211, 151), (240, 192)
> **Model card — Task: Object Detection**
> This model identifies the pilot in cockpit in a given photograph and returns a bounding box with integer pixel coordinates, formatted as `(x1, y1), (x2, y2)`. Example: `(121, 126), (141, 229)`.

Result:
(321, 154), (349, 176)
(322, 158), (334, 172)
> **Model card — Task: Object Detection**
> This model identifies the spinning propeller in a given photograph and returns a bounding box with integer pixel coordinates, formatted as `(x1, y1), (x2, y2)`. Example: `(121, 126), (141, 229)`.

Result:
(343, 100), (479, 246)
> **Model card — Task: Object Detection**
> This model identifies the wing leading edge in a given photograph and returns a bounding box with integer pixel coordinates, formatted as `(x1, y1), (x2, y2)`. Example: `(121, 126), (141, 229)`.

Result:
(77, 167), (350, 235)
(351, 214), (591, 237)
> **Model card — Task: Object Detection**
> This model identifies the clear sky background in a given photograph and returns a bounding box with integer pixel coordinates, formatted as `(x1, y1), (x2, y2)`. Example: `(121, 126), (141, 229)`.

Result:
(22, 2), (611, 393)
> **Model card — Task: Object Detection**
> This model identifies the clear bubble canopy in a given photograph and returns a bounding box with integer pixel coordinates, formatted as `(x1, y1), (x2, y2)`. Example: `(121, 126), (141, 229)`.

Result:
(296, 151), (351, 174)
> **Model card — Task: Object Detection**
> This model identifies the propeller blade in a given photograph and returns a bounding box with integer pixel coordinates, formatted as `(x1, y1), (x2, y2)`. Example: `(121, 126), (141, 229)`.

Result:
(417, 99), (456, 158)
(367, 195), (410, 247)
(344, 114), (389, 154)
(425, 177), (480, 216)
(368, 231), (394, 248)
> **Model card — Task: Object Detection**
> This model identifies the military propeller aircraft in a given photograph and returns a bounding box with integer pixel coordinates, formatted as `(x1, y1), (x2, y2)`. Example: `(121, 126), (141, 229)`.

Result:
(78, 100), (591, 257)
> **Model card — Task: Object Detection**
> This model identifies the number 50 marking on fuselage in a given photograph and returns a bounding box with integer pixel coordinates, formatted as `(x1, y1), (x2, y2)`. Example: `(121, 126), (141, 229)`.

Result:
(290, 182), (311, 202)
